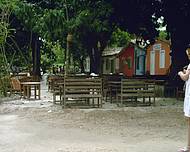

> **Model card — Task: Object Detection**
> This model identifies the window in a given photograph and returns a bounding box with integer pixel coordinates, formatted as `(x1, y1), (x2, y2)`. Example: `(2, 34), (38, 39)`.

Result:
(153, 44), (161, 50)
(160, 50), (165, 68)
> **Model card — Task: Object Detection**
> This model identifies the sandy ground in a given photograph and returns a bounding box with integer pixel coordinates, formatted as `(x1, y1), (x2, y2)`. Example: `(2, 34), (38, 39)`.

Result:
(0, 76), (188, 152)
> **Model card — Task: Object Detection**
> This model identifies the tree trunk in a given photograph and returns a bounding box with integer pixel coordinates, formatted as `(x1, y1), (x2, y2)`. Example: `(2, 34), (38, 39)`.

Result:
(32, 34), (41, 77)
(168, 35), (188, 86)
(79, 57), (85, 73)
(89, 47), (101, 74)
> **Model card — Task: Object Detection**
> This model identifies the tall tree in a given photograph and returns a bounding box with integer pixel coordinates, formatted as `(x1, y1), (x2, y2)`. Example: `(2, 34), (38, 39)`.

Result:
(110, 0), (160, 44)
(13, 1), (43, 76)
(161, 0), (190, 82)
(73, 1), (113, 74)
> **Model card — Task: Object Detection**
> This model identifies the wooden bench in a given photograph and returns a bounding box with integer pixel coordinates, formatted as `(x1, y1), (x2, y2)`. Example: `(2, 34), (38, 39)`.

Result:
(117, 79), (156, 106)
(52, 78), (64, 104)
(61, 77), (102, 108)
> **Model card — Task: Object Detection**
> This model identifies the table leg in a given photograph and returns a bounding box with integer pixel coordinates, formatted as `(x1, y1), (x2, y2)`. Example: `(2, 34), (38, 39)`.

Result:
(27, 85), (30, 99)
(23, 85), (27, 99)
(38, 84), (40, 99)
(34, 85), (37, 99)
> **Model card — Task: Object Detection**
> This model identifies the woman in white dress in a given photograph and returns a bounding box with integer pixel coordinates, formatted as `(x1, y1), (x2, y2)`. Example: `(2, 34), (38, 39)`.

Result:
(178, 46), (190, 152)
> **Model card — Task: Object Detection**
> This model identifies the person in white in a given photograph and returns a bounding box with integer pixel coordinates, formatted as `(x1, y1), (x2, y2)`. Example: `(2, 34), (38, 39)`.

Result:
(178, 46), (190, 152)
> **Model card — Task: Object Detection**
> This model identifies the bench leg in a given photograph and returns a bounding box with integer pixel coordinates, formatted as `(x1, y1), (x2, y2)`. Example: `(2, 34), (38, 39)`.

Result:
(53, 94), (56, 104)
(153, 96), (156, 106)
(116, 95), (119, 106)
(62, 96), (66, 108)
(143, 97), (145, 103)
(121, 96), (123, 106)
(149, 97), (151, 105)
(100, 97), (102, 108)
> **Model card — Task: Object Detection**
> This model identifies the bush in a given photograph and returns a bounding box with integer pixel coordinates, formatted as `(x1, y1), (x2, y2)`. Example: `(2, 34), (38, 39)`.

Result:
(0, 76), (11, 97)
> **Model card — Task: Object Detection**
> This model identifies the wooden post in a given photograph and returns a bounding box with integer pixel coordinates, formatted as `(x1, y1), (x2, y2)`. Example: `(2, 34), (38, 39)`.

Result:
(65, 33), (72, 76)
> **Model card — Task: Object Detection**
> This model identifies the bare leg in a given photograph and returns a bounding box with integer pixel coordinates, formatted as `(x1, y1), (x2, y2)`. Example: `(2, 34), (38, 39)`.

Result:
(178, 118), (190, 152)
(188, 118), (190, 150)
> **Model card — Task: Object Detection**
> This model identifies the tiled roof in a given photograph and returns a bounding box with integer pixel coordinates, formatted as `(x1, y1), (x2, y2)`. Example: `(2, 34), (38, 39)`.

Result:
(102, 47), (123, 56)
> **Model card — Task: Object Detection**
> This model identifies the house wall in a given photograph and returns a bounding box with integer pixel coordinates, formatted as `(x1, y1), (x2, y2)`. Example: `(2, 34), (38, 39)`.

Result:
(119, 47), (134, 77)
(146, 40), (171, 75)
(102, 56), (117, 74)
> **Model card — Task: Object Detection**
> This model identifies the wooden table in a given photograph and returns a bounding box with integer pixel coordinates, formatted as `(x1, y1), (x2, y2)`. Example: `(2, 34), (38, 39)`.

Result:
(21, 82), (41, 100)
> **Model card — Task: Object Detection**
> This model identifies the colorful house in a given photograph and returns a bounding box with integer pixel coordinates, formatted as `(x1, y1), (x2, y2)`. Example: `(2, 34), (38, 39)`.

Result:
(102, 47), (122, 75)
(146, 39), (171, 76)
(117, 43), (146, 77)
(102, 43), (146, 77)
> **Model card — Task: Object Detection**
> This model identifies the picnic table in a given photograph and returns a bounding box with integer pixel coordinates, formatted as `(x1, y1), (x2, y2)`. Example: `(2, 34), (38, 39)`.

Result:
(21, 81), (41, 100)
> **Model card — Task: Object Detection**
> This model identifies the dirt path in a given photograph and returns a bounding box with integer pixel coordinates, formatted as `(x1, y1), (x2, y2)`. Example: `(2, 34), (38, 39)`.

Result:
(0, 98), (187, 152)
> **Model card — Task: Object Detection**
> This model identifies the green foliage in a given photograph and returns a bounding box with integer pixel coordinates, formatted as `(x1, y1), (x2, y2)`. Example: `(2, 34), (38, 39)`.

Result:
(158, 30), (167, 40)
(0, 76), (11, 97)
(0, 0), (17, 46)
(0, 53), (7, 76)
(40, 40), (66, 72)
(40, 9), (68, 42)
(11, 0), (115, 74)
(0, 0), (18, 96)
(0, 0), (16, 74)
(14, 1), (41, 33)
(53, 42), (65, 64)
(108, 28), (134, 47)
(41, 41), (56, 70)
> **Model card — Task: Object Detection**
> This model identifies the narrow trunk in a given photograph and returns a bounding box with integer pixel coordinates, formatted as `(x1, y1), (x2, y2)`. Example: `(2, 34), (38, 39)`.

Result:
(168, 36), (188, 86)
(89, 47), (101, 74)
(32, 34), (41, 77)
(79, 57), (85, 73)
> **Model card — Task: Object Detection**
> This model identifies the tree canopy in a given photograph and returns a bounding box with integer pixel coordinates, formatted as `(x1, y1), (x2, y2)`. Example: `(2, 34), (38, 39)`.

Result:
(1, 0), (190, 81)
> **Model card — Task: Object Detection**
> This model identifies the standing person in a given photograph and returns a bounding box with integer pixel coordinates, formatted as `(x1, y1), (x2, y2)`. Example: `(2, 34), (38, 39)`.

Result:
(178, 46), (190, 152)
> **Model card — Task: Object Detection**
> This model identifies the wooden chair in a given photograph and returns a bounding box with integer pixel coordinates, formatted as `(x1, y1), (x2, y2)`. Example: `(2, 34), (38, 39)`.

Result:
(11, 78), (22, 95)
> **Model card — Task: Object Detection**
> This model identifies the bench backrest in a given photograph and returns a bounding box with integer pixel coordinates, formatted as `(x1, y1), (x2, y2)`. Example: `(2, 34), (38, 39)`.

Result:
(121, 79), (155, 96)
(48, 76), (64, 91)
(64, 77), (102, 95)
(11, 78), (21, 91)
(53, 79), (65, 91)
(19, 76), (40, 82)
